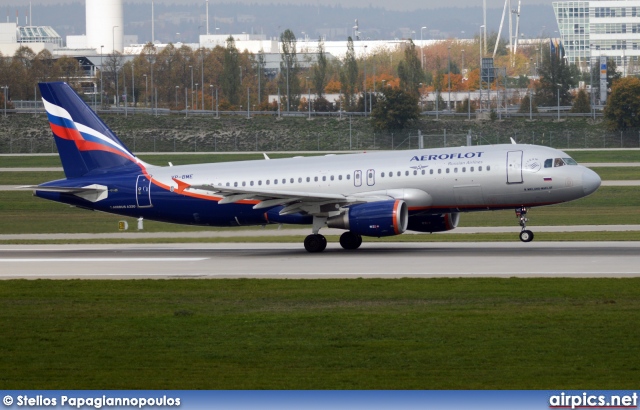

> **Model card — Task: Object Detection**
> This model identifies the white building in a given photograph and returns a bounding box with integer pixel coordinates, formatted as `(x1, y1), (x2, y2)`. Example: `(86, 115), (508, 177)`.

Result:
(553, 0), (640, 74)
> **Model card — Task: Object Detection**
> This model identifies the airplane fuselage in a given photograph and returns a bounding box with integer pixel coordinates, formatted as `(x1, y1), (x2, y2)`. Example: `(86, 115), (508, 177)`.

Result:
(36, 144), (600, 229)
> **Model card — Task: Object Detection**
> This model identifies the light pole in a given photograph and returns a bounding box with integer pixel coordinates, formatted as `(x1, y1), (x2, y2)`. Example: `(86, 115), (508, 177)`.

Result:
(100, 45), (104, 107)
(175, 85), (179, 109)
(112, 26), (119, 107)
(363, 44), (368, 115)
(247, 87), (250, 119)
(2, 86), (7, 118)
(479, 25), (484, 111)
(557, 86), (560, 121)
(210, 84), (214, 114)
(447, 44), (451, 111)
(131, 63), (135, 109)
(195, 83), (198, 110)
(143, 74), (148, 108)
(420, 26), (427, 69)
(189, 65), (193, 112)
(200, 48), (204, 113)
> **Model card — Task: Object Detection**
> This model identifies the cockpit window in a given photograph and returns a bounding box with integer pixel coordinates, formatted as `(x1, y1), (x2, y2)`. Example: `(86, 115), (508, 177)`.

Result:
(563, 157), (578, 165)
(554, 158), (564, 167)
(544, 159), (553, 168)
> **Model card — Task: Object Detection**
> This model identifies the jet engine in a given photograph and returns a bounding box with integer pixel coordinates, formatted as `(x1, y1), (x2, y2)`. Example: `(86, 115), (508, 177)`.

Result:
(327, 200), (408, 237)
(407, 213), (460, 233)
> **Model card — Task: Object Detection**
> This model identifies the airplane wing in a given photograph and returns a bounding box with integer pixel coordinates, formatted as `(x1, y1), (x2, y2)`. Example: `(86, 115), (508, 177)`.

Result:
(16, 184), (108, 202)
(189, 183), (391, 216)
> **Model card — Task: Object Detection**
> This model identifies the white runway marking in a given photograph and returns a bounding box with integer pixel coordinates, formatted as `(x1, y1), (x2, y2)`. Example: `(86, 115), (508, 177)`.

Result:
(0, 258), (208, 262)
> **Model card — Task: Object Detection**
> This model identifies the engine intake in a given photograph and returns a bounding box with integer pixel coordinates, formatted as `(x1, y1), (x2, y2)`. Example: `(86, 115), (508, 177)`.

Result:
(327, 200), (408, 237)
(406, 213), (460, 233)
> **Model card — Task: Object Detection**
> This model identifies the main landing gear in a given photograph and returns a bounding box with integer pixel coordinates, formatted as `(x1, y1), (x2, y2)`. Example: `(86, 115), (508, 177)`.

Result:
(516, 206), (534, 242)
(303, 231), (363, 252)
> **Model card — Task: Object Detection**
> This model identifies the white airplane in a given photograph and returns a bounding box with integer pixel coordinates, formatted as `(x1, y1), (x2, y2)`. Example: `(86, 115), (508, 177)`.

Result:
(26, 82), (601, 252)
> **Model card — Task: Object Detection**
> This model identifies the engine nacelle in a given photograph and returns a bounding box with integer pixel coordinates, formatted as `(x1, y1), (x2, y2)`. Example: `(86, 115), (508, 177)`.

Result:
(407, 213), (460, 233)
(327, 200), (408, 237)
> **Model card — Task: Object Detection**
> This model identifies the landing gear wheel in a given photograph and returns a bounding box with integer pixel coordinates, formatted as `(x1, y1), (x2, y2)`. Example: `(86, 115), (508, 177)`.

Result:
(304, 234), (327, 253)
(519, 230), (534, 243)
(339, 231), (363, 250)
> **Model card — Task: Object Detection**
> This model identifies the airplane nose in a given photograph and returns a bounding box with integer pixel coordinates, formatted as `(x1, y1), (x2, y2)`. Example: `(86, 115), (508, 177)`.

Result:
(583, 168), (601, 195)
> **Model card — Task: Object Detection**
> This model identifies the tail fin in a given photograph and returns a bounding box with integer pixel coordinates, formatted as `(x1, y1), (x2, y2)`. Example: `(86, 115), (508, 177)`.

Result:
(39, 82), (142, 178)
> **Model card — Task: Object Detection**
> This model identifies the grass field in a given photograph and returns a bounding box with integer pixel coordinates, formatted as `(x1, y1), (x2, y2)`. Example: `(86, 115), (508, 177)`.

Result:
(1, 186), (638, 236)
(0, 279), (638, 389)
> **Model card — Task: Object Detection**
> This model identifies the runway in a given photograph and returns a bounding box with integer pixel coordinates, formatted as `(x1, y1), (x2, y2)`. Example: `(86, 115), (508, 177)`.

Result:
(1, 242), (639, 279)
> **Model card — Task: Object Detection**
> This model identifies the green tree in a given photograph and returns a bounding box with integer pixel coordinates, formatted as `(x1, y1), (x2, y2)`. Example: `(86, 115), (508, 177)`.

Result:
(279, 29), (300, 111)
(456, 98), (475, 113)
(534, 46), (573, 107)
(603, 77), (640, 130)
(311, 37), (328, 99)
(397, 39), (424, 95)
(371, 86), (419, 131)
(571, 89), (591, 113)
(340, 36), (358, 111)
(518, 93), (538, 113)
(222, 36), (241, 105)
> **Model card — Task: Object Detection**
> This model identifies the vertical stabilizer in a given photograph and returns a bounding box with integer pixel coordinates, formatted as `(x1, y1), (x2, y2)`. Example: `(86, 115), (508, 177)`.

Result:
(39, 82), (141, 178)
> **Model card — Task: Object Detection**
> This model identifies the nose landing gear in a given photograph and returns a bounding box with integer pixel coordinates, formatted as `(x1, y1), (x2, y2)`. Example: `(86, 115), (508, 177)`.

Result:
(516, 207), (534, 242)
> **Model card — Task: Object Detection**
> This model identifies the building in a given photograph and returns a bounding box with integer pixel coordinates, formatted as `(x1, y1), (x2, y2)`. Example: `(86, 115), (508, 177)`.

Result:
(553, 0), (640, 74)
(0, 22), (62, 55)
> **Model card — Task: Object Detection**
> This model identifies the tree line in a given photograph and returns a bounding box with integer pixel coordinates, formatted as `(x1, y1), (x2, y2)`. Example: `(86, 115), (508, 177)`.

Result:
(0, 30), (638, 130)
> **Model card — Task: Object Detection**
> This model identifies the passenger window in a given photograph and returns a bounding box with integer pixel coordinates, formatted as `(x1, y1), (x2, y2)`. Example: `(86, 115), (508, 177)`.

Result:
(226, 182), (230, 187)
(397, 171), (401, 177)
(346, 175), (351, 180)
(258, 180), (262, 186)
(298, 177), (302, 183)
(266, 180), (270, 185)
(446, 168), (450, 173)
(429, 169), (433, 175)
(487, 165), (491, 171)
(470, 167), (474, 172)
(438, 169), (441, 174)
(306, 177), (310, 182)
(462, 167), (466, 172)
(339, 175), (342, 180)
(234, 182), (238, 187)
(454, 168), (458, 173)
(274, 179), (278, 185)
(479, 166), (483, 171)
(405, 171), (409, 176)
(290, 178), (294, 183)
(250, 181), (254, 186)
(322, 176), (326, 181)
(544, 159), (553, 168)
(314, 176), (318, 182)
(413, 170), (417, 175)
(389, 172), (393, 178)
(421, 170), (425, 175)
(331, 175), (334, 181)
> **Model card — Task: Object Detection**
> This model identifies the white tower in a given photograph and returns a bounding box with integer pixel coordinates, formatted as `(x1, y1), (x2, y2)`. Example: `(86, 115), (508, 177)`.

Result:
(86, 0), (123, 54)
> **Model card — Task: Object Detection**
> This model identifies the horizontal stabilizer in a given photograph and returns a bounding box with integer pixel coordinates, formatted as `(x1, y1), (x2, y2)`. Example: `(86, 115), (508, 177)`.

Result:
(18, 184), (108, 202)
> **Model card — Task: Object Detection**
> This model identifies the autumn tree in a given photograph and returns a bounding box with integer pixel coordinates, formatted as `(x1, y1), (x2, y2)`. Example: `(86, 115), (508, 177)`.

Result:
(571, 89), (591, 113)
(603, 77), (640, 130)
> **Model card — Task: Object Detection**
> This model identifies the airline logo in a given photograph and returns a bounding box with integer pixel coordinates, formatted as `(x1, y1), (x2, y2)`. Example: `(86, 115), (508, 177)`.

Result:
(43, 98), (137, 163)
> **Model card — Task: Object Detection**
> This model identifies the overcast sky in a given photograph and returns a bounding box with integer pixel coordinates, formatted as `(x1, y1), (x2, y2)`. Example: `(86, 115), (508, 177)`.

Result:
(7, 0), (558, 11)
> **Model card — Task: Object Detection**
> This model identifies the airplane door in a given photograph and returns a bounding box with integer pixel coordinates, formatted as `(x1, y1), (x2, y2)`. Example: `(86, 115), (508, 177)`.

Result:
(366, 169), (375, 186)
(506, 150), (523, 184)
(354, 170), (362, 187)
(136, 175), (153, 207)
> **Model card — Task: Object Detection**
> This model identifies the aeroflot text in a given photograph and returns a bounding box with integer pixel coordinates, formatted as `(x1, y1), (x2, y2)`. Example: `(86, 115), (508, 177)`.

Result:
(410, 152), (484, 161)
